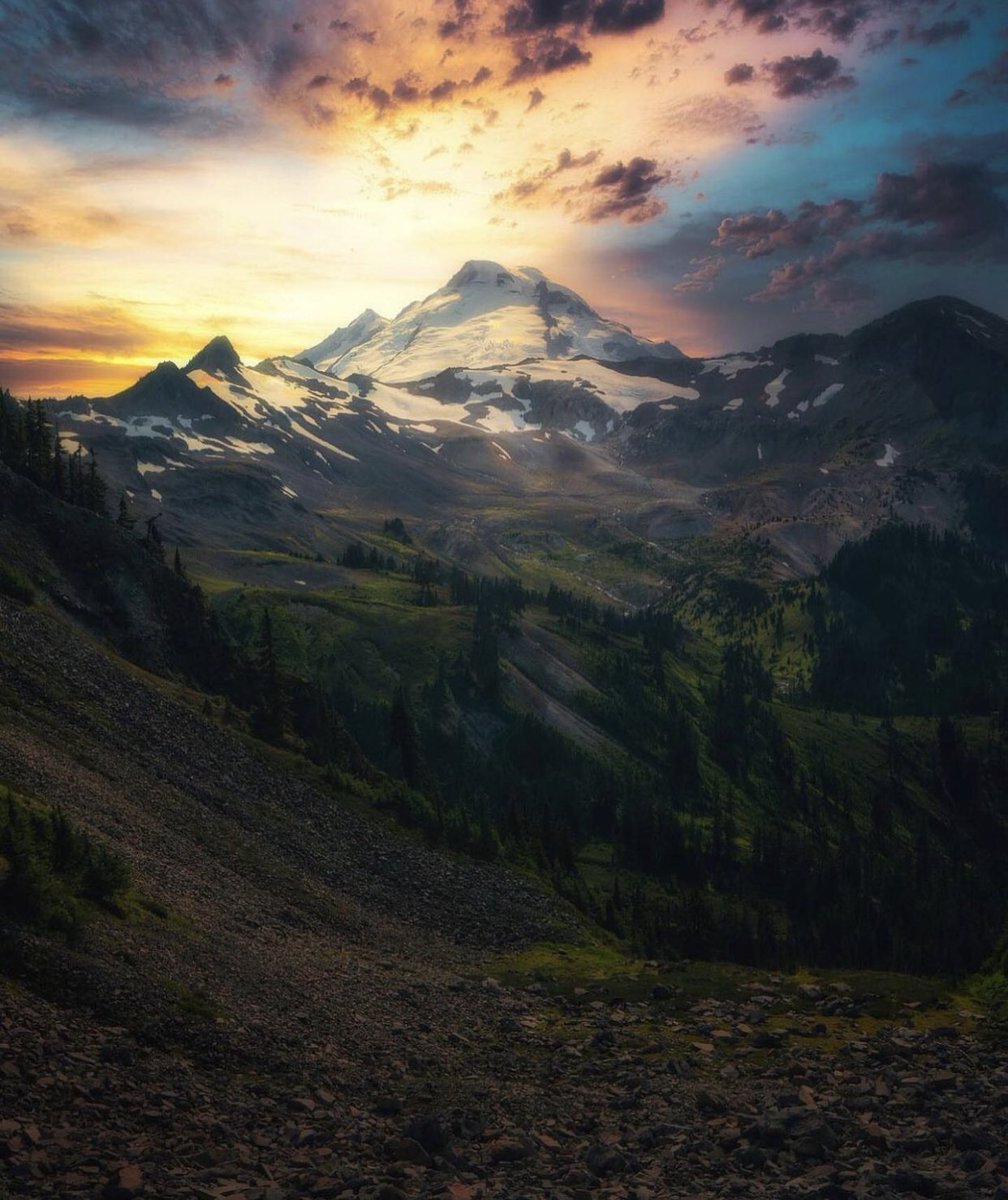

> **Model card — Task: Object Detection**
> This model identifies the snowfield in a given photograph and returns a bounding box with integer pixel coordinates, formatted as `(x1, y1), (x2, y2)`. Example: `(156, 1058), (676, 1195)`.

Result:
(299, 261), (684, 383)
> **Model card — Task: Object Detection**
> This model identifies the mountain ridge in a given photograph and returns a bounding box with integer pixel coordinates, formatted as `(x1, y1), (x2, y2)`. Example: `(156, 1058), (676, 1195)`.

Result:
(34, 277), (1008, 586)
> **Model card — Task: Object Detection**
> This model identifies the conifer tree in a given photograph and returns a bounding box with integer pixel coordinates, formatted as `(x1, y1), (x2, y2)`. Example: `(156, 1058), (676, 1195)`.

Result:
(116, 492), (136, 531)
(144, 513), (165, 562)
(389, 685), (421, 788)
(52, 432), (66, 498)
(471, 599), (500, 701)
(251, 607), (284, 742)
(83, 451), (107, 514)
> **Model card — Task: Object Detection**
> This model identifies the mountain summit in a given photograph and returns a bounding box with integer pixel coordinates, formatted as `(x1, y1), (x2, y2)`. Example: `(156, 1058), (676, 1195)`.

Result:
(297, 260), (684, 382)
(299, 309), (390, 374)
(183, 335), (243, 381)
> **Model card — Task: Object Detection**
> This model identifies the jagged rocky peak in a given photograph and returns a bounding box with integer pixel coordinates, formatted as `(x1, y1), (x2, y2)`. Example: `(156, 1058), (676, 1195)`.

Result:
(114, 360), (191, 400)
(95, 361), (186, 417)
(96, 350), (246, 429)
(184, 335), (242, 378)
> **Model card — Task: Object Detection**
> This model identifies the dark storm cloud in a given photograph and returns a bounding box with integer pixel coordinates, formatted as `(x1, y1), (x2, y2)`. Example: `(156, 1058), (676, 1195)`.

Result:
(724, 62), (756, 84)
(495, 147), (667, 226)
(507, 35), (592, 82)
(328, 18), (376, 43)
(502, 0), (591, 33)
(947, 50), (1008, 105)
(973, 50), (1008, 90)
(809, 6), (867, 41)
(0, 0), (370, 134)
(872, 161), (1008, 249)
(748, 231), (911, 299)
(713, 0), (789, 34)
(438, 0), (479, 39)
(495, 146), (601, 203)
(341, 75), (394, 114)
(8, 75), (242, 136)
(716, 198), (862, 257)
(907, 19), (970, 47)
(707, 0), (948, 42)
(501, 0), (664, 34)
(343, 63), (492, 116)
(557, 148), (601, 170)
(717, 160), (1008, 302)
(864, 27), (898, 53)
(590, 0), (666, 34)
(766, 49), (855, 98)
(584, 157), (671, 223)
(429, 65), (494, 101)
(393, 78), (422, 103)
(29, 0), (255, 65)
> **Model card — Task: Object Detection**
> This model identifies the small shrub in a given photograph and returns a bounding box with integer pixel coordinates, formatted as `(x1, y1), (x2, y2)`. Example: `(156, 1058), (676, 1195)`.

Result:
(0, 561), (35, 604)
(971, 971), (1008, 1018)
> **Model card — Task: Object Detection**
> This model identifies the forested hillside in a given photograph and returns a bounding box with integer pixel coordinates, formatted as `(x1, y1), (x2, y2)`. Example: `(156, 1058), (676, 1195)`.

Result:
(3, 385), (1008, 985)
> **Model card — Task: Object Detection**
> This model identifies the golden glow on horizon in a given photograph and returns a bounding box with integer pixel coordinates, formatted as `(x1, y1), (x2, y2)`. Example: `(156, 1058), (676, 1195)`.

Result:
(0, 2), (851, 395)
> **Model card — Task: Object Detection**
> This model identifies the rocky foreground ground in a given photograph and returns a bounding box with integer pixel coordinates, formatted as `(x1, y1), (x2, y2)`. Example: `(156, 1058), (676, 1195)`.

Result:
(1, 598), (1007, 1200)
(4, 959), (1008, 1200)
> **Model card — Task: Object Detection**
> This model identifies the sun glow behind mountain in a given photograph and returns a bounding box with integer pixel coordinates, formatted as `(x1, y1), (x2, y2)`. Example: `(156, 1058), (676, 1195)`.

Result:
(0, 0), (1006, 396)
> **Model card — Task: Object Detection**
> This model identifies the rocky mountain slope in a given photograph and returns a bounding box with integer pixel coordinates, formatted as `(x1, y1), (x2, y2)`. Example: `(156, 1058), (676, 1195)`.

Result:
(3, 591), (1007, 1200)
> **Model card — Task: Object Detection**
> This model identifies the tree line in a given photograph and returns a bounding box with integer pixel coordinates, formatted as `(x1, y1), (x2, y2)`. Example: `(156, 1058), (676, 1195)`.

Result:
(0, 390), (107, 514)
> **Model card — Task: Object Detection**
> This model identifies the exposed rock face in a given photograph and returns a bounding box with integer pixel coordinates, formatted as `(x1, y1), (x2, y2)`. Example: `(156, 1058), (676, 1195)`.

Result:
(183, 335), (243, 381)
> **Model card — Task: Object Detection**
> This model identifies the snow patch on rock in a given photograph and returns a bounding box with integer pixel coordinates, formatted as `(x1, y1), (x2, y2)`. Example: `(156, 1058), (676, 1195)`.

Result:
(764, 369), (789, 408)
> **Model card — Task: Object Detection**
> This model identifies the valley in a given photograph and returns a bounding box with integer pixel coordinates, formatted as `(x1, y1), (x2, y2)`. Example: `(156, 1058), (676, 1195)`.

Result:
(2, 263), (1008, 1198)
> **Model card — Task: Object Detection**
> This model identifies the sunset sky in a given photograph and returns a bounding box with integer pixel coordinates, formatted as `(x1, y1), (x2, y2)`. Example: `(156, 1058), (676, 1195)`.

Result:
(1, 0), (1006, 396)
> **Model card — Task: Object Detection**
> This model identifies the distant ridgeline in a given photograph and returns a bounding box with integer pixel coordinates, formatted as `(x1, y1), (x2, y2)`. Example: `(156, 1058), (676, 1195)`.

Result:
(0, 387), (108, 515)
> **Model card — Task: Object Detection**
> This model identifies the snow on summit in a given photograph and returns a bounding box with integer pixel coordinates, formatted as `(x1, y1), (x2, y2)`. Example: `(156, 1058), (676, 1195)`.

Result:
(299, 309), (390, 374)
(298, 261), (684, 383)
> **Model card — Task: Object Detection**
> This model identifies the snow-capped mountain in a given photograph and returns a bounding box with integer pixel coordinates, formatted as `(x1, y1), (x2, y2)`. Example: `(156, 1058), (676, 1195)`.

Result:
(46, 280), (1008, 579)
(298, 260), (684, 382)
(299, 309), (390, 374)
